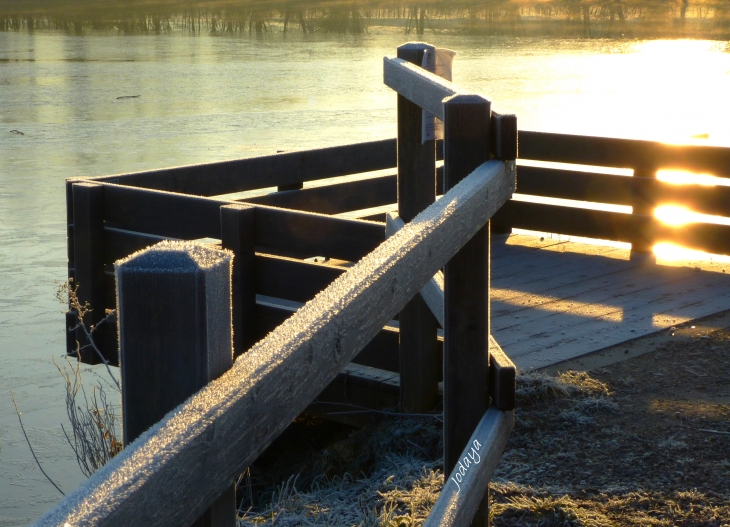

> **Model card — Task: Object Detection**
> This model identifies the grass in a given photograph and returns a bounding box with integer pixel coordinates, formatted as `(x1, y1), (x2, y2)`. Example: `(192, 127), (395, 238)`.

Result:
(237, 348), (730, 527)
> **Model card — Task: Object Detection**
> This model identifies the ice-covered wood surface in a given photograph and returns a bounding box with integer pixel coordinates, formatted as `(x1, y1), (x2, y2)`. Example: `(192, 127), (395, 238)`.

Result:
(34, 159), (515, 527)
(491, 234), (730, 370)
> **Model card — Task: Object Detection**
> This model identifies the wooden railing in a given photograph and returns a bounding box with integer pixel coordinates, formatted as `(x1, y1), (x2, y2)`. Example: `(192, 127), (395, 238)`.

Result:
(384, 42), (517, 526)
(43, 151), (515, 527)
(52, 42), (518, 527)
(66, 124), (730, 364)
(58, 39), (730, 527)
(503, 131), (730, 255)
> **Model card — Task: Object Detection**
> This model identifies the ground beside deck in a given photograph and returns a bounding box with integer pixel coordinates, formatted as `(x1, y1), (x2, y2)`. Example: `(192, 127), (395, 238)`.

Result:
(492, 232), (730, 370)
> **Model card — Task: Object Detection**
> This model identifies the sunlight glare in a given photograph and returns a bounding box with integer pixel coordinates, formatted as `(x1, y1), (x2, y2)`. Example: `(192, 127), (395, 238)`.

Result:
(654, 205), (696, 226)
(654, 205), (730, 227)
(657, 169), (725, 187)
(653, 243), (730, 264)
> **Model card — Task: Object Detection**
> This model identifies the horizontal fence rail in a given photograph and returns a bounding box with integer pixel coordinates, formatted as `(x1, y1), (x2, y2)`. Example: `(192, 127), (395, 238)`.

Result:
(66, 130), (730, 365)
(79, 139), (398, 196)
(519, 130), (730, 175)
(42, 159), (515, 527)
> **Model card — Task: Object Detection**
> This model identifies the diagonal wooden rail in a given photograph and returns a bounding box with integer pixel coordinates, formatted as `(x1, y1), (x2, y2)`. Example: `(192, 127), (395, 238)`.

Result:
(35, 159), (515, 527)
(384, 56), (517, 161)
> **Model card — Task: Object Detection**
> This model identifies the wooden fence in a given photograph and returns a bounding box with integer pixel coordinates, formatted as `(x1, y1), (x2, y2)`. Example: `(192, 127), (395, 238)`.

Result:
(58, 39), (730, 527)
(66, 109), (730, 368)
(52, 42), (520, 527)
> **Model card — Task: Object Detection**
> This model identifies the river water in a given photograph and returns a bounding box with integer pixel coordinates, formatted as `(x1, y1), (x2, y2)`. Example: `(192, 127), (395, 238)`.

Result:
(1, 26), (730, 524)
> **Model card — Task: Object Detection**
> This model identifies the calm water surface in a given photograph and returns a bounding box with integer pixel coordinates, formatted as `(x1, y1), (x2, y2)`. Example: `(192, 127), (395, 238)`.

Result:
(1, 28), (729, 524)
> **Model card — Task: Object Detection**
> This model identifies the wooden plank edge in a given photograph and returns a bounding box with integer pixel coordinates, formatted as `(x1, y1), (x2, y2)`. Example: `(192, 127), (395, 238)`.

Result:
(422, 407), (514, 527)
(488, 337), (516, 411)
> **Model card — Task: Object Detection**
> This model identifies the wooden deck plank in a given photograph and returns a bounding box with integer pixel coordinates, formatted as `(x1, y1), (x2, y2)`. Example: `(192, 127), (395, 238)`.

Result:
(492, 259), (690, 323)
(492, 246), (633, 296)
(491, 237), (622, 271)
(515, 284), (730, 371)
(495, 272), (730, 369)
(489, 235), (730, 369)
(496, 266), (721, 349)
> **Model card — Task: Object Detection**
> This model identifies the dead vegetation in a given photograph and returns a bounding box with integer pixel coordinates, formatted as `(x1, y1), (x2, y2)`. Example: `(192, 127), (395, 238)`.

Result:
(55, 280), (123, 476)
(238, 325), (730, 526)
(55, 357), (123, 477)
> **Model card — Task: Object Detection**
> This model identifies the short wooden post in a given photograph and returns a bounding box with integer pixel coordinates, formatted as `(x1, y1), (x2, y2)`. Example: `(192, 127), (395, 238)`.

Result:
(396, 42), (440, 413)
(71, 181), (108, 364)
(443, 94), (492, 527)
(116, 241), (236, 527)
(631, 165), (658, 262)
(490, 113), (518, 235)
(221, 204), (257, 357)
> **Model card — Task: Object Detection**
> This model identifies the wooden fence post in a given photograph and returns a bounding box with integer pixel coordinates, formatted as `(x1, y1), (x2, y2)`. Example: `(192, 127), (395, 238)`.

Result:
(397, 41), (440, 413)
(71, 181), (109, 364)
(116, 241), (236, 527)
(221, 204), (257, 357)
(443, 94), (492, 527)
(631, 165), (658, 262)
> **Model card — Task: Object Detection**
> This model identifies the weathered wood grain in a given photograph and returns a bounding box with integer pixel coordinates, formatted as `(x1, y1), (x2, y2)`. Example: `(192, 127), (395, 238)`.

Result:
(422, 408), (514, 527)
(116, 241), (236, 527)
(253, 301), (408, 373)
(387, 212), (516, 411)
(503, 265), (730, 363)
(492, 257), (669, 327)
(36, 158), (514, 527)
(443, 93), (494, 527)
(383, 56), (458, 121)
(384, 55), (513, 159)
(386, 212), (444, 328)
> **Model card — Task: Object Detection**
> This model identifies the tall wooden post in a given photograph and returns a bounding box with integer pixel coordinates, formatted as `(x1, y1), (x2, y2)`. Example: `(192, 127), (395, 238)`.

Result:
(116, 241), (236, 527)
(396, 42), (440, 413)
(443, 94), (492, 527)
(221, 204), (257, 357)
(71, 181), (108, 364)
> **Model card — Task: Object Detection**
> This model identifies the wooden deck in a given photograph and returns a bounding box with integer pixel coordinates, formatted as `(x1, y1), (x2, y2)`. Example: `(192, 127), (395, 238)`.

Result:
(492, 232), (730, 370)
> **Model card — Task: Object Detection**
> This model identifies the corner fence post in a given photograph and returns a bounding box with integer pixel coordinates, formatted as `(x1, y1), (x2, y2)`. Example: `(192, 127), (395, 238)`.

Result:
(443, 94), (492, 527)
(116, 241), (236, 527)
(221, 204), (257, 357)
(71, 181), (113, 364)
(396, 42), (440, 413)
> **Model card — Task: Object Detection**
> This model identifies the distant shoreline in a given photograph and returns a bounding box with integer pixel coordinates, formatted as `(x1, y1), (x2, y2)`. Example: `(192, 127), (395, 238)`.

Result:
(1, 1), (730, 40)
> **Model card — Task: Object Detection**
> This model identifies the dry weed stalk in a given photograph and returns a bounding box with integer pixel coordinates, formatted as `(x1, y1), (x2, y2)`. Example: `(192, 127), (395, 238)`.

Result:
(55, 279), (123, 476)
(56, 279), (119, 389)
(55, 356), (123, 477)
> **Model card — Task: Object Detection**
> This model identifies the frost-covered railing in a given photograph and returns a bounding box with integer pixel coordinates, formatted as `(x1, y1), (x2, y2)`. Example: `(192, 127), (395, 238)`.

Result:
(35, 154), (515, 527)
(384, 42), (517, 527)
